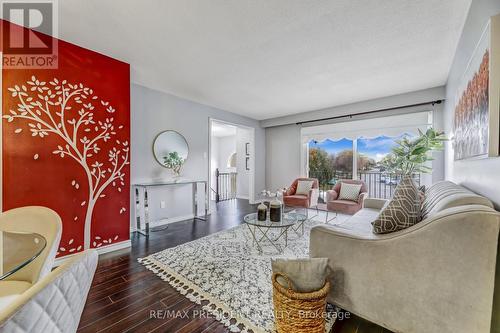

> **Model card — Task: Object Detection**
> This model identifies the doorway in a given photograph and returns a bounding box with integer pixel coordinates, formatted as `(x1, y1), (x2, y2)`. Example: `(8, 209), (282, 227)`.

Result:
(209, 119), (255, 210)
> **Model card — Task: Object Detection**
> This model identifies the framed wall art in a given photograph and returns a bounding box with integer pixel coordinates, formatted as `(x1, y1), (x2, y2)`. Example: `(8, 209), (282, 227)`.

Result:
(453, 14), (500, 160)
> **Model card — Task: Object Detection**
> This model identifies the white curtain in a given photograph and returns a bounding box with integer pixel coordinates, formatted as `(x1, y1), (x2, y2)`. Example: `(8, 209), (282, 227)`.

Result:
(300, 111), (432, 143)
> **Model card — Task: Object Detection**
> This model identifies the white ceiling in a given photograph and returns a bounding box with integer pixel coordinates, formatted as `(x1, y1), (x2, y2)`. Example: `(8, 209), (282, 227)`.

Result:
(58, 0), (471, 120)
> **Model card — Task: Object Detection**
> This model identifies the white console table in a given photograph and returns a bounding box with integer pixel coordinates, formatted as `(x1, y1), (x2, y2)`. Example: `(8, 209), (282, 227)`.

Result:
(132, 180), (208, 236)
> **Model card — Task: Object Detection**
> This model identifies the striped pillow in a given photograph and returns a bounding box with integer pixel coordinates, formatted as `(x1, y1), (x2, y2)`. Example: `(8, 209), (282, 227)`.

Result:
(338, 183), (362, 202)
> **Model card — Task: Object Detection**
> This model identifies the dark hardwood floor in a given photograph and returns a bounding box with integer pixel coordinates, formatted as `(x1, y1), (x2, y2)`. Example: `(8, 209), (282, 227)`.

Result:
(78, 199), (391, 333)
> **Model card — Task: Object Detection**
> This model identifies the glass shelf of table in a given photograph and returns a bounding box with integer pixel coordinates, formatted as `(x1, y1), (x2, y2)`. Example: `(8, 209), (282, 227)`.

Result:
(243, 213), (297, 228)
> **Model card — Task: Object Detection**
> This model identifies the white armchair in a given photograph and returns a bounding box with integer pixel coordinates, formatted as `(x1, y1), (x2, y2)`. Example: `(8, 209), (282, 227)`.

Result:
(0, 206), (62, 283)
(0, 250), (98, 333)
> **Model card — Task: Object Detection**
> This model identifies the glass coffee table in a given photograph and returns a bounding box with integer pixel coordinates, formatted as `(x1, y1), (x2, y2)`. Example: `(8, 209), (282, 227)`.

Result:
(286, 211), (307, 236)
(243, 213), (297, 253)
(0, 231), (47, 280)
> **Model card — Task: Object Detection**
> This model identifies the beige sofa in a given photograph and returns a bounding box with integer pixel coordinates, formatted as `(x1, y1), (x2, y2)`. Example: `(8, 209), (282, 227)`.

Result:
(310, 181), (500, 333)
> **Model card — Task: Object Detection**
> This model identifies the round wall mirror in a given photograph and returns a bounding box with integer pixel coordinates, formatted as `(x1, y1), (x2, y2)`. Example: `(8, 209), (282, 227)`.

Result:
(153, 130), (189, 174)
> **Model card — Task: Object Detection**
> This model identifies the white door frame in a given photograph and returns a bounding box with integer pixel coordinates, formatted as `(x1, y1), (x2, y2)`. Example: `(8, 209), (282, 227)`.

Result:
(208, 118), (256, 211)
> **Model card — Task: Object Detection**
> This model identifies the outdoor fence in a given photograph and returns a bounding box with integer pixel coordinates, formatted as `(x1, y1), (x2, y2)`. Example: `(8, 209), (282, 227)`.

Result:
(309, 170), (421, 201)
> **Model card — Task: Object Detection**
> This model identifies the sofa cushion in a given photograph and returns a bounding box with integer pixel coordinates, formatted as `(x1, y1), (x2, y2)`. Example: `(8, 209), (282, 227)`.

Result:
(315, 207), (381, 239)
(372, 176), (420, 234)
(334, 210), (379, 236)
(272, 258), (329, 293)
(327, 199), (362, 215)
(421, 181), (493, 219)
(295, 180), (314, 195)
(283, 194), (308, 207)
(338, 183), (362, 201)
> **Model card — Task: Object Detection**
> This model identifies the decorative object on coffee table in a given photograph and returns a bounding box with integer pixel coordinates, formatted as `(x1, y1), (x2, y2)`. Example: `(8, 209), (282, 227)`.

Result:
(270, 196), (282, 222)
(243, 212), (297, 253)
(257, 202), (267, 221)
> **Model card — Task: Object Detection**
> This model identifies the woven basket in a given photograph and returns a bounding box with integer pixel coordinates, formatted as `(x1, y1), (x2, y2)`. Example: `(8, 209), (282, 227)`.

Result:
(272, 272), (330, 333)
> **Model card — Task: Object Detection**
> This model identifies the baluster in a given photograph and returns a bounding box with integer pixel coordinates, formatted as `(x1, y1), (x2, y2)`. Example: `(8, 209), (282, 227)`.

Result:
(216, 168), (220, 203)
(233, 173), (236, 199)
(223, 174), (226, 200)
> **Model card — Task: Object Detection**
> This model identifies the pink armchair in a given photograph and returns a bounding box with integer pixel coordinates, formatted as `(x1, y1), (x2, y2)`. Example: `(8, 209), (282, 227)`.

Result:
(283, 178), (319, 211)
(326, 179), (367, 220)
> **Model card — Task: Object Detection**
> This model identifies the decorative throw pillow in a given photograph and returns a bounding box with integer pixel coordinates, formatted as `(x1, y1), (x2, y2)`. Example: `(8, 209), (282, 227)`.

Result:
(271, 258), (329, 293)
(338, 183), (362, 202)
(295, 180), (314, 195)
(372, 176), (421, 234)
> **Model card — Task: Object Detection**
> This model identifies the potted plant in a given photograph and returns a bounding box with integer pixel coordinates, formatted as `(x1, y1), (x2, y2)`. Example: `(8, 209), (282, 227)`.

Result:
(163, 151), (185, 177)
(380, 128), (446, 178)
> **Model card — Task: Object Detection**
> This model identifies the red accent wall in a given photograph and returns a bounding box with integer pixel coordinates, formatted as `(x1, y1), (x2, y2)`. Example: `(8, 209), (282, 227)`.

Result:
(1, 20), (130, 256)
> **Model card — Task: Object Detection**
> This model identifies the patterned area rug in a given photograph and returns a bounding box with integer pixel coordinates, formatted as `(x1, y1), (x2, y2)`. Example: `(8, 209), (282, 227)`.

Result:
(139, 217), (336, 333)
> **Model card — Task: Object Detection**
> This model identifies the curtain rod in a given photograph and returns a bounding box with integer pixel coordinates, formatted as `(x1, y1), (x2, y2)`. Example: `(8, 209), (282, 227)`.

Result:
(295, 99), (444, 125)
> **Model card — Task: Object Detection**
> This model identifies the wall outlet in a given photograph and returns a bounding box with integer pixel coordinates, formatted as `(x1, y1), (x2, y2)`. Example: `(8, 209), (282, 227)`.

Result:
(160, 201), (166, 209)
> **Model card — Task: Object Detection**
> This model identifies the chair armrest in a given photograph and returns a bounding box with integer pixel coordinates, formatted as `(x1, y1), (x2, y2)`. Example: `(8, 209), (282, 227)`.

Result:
(326, 190), (338, 202)
(284, 187), (294, 196)
(309, 188), (319, 206)
(362, 198), (388, 210)
(357, 192), (368, 204)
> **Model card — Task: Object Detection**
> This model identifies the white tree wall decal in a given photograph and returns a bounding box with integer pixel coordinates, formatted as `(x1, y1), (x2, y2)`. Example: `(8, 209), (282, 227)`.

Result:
(3, 76), (129, 250)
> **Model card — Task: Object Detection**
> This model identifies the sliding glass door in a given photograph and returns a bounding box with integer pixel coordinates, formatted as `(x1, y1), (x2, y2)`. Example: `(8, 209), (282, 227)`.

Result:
(356, 134), (420, 199)
(308, 134), (422, 200)
(308, 138), (353, 200)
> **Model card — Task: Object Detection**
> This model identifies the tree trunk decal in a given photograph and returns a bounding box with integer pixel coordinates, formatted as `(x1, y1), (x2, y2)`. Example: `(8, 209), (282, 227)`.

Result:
(3, 76), (129, 250)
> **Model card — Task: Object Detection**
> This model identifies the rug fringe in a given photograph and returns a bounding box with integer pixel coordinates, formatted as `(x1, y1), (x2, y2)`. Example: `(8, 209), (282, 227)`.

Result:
(138, 256), (265, 333)
(138, 252), (336, 333)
